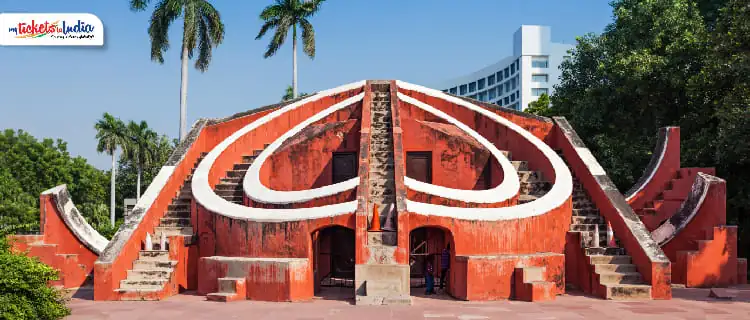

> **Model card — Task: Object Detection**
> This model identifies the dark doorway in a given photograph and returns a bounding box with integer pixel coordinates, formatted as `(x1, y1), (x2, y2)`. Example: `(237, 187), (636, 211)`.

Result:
(332, 152), (357, 184)
(406, 152), (432, 183)
(313, 226), (355, 293)
(409, 227), (450, 292)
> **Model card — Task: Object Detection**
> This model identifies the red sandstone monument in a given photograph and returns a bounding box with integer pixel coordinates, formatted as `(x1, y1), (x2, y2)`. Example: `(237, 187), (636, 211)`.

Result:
(10, 80), (746, 304)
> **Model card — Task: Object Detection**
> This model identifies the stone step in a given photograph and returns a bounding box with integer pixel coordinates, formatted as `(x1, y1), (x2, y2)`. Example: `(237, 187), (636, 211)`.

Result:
(597, 271), (643, 284)
(120, 279), (168, 289)
(164, 210), (190, 219)
(115, 286), (163, 294)
(594, 263), (638, 273)
(519, 194), (538, 204)
(226, 170), (247, 178)
(602, 284), (652, 300)
(572, 208), (600, 216)
(517, 171), (544, 183)
(167, 203), (189, 212)
(126, 269), (171, 281)
(215, 183), (240, 191)
(241, 155), (257, 163)
(365, 279), (402, 297)
(133, 260), (177, 271)
(216, 189), (244, 197)
(572, 216), (603, 224)
(221, 195), (244, 203)
(206, 292), (239, 302)
(585, 247), (625, 256)
(218, 277), (244, 293)
(138, 250), (170, 262)
(155, 226), (193, 237)
(160, 217), (191, 227)
(233, 163), (251, 170)
(511, 161), (528, 171)
(589, 255), (632, 265)
(220, 177), (242, 184)
(570, 224), (607, 232)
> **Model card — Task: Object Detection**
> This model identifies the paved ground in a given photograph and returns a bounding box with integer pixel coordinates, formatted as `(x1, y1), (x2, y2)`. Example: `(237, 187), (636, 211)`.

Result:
(67, 286), (750, 319)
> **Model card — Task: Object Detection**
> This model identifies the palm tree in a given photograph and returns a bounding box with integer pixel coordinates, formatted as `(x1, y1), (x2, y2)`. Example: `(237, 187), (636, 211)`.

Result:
(257, 0), (324, 99)
(130, 0), (225, 141)
(125, 121), (157, 201)
(94, 113), (128, 227)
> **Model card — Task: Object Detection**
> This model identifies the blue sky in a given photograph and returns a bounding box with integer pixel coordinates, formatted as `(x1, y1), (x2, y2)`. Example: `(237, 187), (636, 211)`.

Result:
(0, 0), (613, 169)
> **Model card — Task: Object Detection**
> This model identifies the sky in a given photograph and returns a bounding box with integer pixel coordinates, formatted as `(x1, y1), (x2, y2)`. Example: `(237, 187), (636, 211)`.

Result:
(0, 0), (614, 169)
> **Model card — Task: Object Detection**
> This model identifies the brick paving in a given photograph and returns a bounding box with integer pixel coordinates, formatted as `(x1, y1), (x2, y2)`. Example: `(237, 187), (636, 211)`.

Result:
(67, 286), (750, 319)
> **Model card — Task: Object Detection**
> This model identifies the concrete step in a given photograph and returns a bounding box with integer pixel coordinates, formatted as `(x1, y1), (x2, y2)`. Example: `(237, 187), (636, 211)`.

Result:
(159, 217), (191, 227)
(215, 183), (240, 191)
(167, 203), (189, 212)
(518, 171), (544, 183)
(597, 271), (643, 284)
(511, 161), (528, 171)
(589, 255), (632, 265)
(218, 277), (244, 293)
(570, 224), (607, 232)
(215, 189), (243, 197)
(519, 194), (538, 204)
(220, 177), (242, 184)
(602, 284), (652, 300)
(126, 269), (171, 281)
(241, 155), (257, 163)
(572, 208), (600, 216)
(226, 170), (247, 178)
(572, 216), (603, 224)
(206, 292), (240, 302)
(155, 226), (193, 236)
(233, 163), (251, 170)
(594, 263), (638, 273)
(518, 266), (545, 283)
(585, 247), (625, 256)
(120, 279), (168, 288)
(133, 260), (177, 271)
(164, 210), (190, 219)
(138, 250), (170, 262)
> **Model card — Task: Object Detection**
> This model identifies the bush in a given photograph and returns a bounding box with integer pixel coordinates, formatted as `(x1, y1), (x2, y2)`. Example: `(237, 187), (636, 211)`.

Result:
(0, 227), (70, 320)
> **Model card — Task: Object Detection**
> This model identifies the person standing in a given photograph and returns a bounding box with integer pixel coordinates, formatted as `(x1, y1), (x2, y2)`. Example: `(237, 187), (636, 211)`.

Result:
(425, 260), (435, 295)
(439, 243), (450, 292)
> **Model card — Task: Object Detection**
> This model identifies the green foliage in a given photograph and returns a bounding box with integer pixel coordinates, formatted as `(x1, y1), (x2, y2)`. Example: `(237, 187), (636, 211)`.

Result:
(550, 0), (750, 258)
(0, 130), (109, 232)
(281, 84), (309, 101)
(132, 0), (226, 72)
(525, 93), (552, 117)
(0, 226), (70, 320)
(116, 134), (176, 211)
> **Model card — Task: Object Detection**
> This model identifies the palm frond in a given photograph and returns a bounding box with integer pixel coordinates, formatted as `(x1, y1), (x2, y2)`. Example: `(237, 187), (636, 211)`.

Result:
(300, 0), (324, 18)
(299, 18), (315, 58)
(198, 0), (225, 44)
(256, 19), (280, 40)
(195, 16), (211, 72)
(259, 3), (286, 21)
(183, 0), (198, 59)
(129, 0), (152, 12)
(148, 0), (182, 63)
(264, 18), (292, 58)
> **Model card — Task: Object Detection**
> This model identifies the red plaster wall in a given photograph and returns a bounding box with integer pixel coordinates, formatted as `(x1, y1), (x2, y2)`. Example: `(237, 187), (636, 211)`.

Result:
(675, 226), (738, 287)
(628, 128), (681, 210)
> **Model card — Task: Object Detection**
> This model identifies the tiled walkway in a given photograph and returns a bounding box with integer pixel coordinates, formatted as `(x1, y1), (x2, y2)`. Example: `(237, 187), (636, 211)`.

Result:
(67, 286), (750, 319)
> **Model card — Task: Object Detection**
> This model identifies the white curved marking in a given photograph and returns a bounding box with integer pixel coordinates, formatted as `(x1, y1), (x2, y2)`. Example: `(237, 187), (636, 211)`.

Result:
(398, 93), (519, 203)
(625, 133), (669, 201)
(42, 185), (109, 255)
(192, 81), (365, 222)
(396, 80), (573, 221)
(243, 94), (363, 204)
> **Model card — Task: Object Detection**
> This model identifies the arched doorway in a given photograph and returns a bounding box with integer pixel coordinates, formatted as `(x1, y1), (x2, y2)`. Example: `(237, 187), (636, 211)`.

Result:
(312, 226), (355, 299)
(409, 227), (453, 298)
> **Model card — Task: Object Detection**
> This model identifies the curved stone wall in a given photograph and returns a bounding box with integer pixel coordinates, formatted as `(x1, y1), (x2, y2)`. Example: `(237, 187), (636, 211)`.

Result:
(42, 184), (108, 255)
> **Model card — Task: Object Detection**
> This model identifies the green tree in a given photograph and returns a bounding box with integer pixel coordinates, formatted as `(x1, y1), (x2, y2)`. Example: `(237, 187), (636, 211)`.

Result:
(257, 0), (325, 99)
(94, 113), (128, 227)
(124, 121), (157, 201)
(116, 134), (176, 214)
(130, 0), (226, 141)
(0, 168), (37, 228)
(281, 84), (309, 101)
(0, 226), (70, 319)
(525, 93), (552, 116)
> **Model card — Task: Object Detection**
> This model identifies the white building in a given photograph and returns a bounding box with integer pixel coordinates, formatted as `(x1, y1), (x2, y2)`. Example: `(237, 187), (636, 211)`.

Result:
(437, 25), (573, 111)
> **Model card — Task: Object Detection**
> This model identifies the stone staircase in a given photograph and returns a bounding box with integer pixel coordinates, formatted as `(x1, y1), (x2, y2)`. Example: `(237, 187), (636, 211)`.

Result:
(511, 155), (552, 204)
(514, 266), (556, 302)
(206, 277), (246, 302)
(115, 153), (205, 300)
(356, 83), (410, 306)
(24, 239), (90, 289)
(569, 176), (652, 300)
(635, 168), (710, 230)
(214, 147), (266, 205)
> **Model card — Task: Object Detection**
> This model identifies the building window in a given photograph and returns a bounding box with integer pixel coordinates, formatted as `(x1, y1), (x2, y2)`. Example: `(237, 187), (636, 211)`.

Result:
(532, 88), (549, 96)
(505, 82), (511, 92)
(504, 97), (510, 105)
(488, 75), (495, 86)
(516, 59), (520, 70)
(512, 102), (520, 110)
(504, 67), (510, 78)
(459, 84), (467, 95)
(469, 82), (476, 92)
(532, 74), (548, 82)
(478, 91), (487, 101)
(511, 78), (517, 90)
(488, 88), (496, 100)
(478, 78), (485, 90)
(510, 63), (516, 74)
(469, 94), (477, 100)
(449, 87), (457, 94)
(532, 56), (549, 68)
(497, 85), (503, 95)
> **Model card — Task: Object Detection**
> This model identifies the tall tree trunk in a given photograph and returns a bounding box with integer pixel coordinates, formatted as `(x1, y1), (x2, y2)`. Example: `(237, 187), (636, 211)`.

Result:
(179, 45), (189, 141)
(293, 24), (298, 99)
(136, 164), (142, 202)
(110, 152), (116, 227)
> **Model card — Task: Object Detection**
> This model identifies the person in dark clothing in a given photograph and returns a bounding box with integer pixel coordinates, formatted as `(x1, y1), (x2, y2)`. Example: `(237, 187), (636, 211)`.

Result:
(425, 260), (435, 295)
(439, 243), (450, 291)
